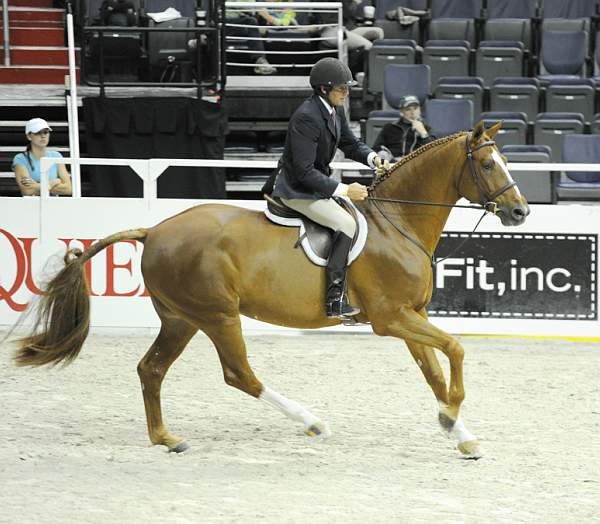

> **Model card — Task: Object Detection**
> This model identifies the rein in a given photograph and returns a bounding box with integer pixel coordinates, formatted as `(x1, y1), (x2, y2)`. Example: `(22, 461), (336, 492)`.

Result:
(367, 134), (510, 266)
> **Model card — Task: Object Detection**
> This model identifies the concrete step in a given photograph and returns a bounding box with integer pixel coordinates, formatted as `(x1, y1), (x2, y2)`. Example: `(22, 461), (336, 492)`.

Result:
(6, 26), (65, 46)
(0, 65), (79, 84)
(2, 45), (80, 66)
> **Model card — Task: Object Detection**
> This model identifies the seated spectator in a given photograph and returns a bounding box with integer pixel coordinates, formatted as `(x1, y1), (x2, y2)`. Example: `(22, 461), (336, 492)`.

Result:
(225, 3), (277, 75)
(373, 95), (436, 161)
(12, 118), (72, 196)
(320, 0), (384, 53)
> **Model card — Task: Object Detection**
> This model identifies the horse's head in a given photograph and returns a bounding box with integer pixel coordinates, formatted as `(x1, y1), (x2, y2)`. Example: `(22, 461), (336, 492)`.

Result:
(458, 121), (529, 226)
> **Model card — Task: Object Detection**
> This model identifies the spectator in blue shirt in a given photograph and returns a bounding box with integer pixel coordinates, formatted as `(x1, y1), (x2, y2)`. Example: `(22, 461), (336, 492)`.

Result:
(12, 118), (72, 196)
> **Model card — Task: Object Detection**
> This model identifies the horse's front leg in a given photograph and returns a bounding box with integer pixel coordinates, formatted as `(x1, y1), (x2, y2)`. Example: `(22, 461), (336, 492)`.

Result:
(372, 308), (481, 459)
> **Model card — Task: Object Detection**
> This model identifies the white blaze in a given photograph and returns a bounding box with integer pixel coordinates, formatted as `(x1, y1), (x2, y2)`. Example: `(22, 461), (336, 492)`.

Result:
(492, 150), (522, 197)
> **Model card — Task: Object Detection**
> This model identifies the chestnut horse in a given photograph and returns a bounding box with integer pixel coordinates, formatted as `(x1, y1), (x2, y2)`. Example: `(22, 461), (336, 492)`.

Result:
(13, 121), (528, 458)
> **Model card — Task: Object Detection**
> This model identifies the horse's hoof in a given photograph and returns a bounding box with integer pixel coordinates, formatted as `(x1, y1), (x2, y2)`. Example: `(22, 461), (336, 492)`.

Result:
(304, 421), (331, 439)
(458, 439), (482, 460)
(169, 440), (190, 453)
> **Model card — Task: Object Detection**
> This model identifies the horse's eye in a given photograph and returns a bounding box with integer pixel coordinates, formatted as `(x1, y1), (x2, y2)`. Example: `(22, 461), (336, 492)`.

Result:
(482, 161), (493, 171)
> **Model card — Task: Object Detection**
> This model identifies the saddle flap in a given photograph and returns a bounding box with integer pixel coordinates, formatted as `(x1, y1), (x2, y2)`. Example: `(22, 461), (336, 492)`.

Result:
(264, 195), (368, 267)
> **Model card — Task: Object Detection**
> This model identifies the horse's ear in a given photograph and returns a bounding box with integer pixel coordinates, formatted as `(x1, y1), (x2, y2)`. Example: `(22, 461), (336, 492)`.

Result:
(486, 121), (503, 139)
(472, 120), (485, 143)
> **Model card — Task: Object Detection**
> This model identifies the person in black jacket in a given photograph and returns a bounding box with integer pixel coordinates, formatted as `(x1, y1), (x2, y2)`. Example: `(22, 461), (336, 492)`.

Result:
(373, 95), (436, 160)
(265, 57), (389, 319)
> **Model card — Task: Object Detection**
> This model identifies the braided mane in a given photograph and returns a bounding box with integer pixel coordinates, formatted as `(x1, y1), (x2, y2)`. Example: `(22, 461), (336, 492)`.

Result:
(370, 131), (467, 191)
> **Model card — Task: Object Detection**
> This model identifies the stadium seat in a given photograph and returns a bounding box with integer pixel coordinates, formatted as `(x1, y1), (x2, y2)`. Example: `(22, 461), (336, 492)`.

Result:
(147, 17), (194, 81)
(422, 40), (471, 87)
(484, 0), (535, 51)
(368, 39), (418, 94)
(424, 98), (473, 136)
(591, 113), (600, 134)
(502, 145), (555, 204)
(538, 30), (587, 80)
(541, 0), (596, 19)
(490, 77), (540, 123)
(375, 0), (426, 41)
(479, 111), (528, 149)
(534, 112), (585, 162)
(382, 63), (431, 110)
(428, 0), (481, 46)
(365, 110), (400, 147)
(433, 76), (484, 121)
(545, 78), (595, 123)
(556, 134), (600, 200)
(476, 40), (525, 86)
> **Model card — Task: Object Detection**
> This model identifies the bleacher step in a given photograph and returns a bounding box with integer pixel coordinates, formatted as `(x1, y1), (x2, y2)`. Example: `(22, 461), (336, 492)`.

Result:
(8, 0), (55, 7)
(2, 46), (80, 66)
(0, 65), (79, 84)
(0, 6), (64, 23)
(4, 27), (64, 46)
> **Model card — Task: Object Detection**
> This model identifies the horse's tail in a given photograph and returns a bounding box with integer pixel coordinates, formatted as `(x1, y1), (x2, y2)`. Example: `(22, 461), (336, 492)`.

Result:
(13, 228), (148, 368)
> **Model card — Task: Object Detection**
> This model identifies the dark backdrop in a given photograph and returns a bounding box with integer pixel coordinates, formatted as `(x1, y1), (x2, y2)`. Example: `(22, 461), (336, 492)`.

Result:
(83, 97), (227, 198)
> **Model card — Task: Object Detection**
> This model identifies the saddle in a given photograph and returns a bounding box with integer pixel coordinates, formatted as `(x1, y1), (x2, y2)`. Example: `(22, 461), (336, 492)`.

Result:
(263, 195), (368, 266)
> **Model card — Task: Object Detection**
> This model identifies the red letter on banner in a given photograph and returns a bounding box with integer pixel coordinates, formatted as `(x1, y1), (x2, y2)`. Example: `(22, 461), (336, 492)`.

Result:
(105, 240), (141, 297)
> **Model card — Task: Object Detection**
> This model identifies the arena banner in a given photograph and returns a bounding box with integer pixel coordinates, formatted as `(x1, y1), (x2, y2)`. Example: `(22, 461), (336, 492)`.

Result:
(430, 233), (596, 321)
(1, 197), (600, 337)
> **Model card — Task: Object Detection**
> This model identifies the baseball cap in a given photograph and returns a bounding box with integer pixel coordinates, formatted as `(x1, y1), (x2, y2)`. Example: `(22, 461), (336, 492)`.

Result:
(25, 118), (52, 135)
(399, 95), (420, 109)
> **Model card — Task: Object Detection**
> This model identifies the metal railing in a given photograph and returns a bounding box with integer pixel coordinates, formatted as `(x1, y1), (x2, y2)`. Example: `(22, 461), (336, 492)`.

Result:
(2, 0), (10, 66)
(224, 1), (344, 73)
(38, 156), (600, 202)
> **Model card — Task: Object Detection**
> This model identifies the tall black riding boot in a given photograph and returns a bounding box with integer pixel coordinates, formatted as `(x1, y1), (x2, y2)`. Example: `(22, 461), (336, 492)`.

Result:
(325, 231), (360, 318)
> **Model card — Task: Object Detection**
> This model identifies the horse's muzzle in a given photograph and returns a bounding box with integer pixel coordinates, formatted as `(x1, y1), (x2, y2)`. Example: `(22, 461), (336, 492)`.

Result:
(497, 201), (530, 226)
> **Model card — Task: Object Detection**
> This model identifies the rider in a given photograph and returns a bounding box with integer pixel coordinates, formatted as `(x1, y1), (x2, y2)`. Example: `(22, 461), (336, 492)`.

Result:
(265, 57), (390, 319)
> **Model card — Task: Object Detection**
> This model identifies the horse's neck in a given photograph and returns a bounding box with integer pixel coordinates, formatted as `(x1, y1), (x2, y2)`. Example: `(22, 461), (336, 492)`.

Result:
(369, 138), (464, 255)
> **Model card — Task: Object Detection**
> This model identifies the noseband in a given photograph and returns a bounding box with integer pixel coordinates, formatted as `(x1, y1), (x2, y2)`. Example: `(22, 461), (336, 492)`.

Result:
(459, 134), (516, 214)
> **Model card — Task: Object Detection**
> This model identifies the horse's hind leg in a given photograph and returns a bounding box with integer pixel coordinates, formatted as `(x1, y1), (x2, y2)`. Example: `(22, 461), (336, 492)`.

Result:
(202, 315), (330, 437)
(137, 313), (197, 453)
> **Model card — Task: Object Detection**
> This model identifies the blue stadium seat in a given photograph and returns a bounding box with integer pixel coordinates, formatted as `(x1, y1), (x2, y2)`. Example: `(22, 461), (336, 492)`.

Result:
(365, 110), (400, 147)
(545, 77), (595, 123)
(534, 112), (585, 162)
(501, 144), (555, 204)
(557, 134), (600, 200)
(368, 39), (417, 94)
(383, 63), (431, 109)
(484, 0), (535, 51)
(591, 113), (600, 134)
(431, 0), (482, 18)
(374, 0), (426, 41)
(479, 111), (528, 149)
(490, 77), (540, 123)
(476, 40), (525, 86)
(538, 30), (587, 79)
(433, 76), (484, 121)
(424, 98), (473, 136)
(423, 40), (471, 87)
(541, 0), (596, 18)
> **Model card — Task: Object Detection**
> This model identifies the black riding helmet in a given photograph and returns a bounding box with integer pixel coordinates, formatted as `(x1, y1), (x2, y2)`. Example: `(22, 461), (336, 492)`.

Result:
(309, 57), (356, 89)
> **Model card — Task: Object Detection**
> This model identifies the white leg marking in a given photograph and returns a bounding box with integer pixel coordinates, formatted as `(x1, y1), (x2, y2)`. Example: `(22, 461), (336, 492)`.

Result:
(450, 418), (476, 444)
(259, 385), (320, 428)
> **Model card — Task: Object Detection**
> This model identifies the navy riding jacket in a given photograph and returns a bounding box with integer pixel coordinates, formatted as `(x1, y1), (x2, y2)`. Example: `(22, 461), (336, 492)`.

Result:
(271, 94), (373, 200)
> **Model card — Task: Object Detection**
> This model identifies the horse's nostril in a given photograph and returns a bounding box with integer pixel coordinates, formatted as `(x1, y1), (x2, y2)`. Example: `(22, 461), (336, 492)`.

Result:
(512, 206), (526, 220)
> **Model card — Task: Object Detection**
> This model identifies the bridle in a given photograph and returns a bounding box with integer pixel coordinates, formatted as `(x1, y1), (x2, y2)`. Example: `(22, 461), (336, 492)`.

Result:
(458, 134), (516, 215)
(367, 133), (516, 265)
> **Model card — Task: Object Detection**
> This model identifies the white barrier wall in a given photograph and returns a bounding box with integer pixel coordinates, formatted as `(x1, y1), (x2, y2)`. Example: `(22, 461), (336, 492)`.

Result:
(0, 196), (598, 337)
